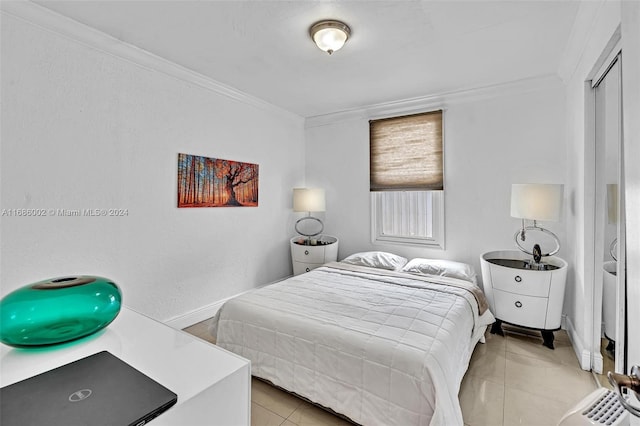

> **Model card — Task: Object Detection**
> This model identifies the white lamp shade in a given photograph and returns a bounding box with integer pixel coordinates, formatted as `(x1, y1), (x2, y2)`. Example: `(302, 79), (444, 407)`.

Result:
(511, 184), (563, 222)
(293, 188), (326, 212)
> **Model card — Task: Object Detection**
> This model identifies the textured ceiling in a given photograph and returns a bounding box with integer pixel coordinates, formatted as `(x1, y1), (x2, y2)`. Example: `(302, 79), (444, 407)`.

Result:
(33, 1), (580, 118)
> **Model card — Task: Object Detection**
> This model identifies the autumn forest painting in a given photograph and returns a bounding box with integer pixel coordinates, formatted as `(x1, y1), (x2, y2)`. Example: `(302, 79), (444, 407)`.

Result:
(177, 153), (259, 208)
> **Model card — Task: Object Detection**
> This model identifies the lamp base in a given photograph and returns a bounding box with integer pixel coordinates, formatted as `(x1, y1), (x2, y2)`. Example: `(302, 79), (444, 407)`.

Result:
(295, 216), (324, 237)
(513, 224), (560, 258)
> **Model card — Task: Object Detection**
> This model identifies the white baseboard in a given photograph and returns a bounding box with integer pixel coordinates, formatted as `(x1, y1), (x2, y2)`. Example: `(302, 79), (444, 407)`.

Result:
(593, 351), (604, 374)
(164, 275), (292, 330)
(565, 314), (592, 371)
(164, 298), (229, 330)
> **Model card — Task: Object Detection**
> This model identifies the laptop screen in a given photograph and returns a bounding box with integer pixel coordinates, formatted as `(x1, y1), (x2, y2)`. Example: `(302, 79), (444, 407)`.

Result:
(1, 351), (177, 426)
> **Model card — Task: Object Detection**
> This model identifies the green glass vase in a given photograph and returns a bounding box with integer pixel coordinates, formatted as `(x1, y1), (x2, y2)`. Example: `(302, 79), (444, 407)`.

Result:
(0, 276), (122, 348)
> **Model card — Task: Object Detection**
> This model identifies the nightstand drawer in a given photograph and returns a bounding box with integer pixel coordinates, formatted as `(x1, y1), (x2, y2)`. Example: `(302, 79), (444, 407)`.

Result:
(493, 290), (548, 329)
(293, 262), (320, 275)
(291, 245), (326, 263)
(489, 264), (551, 297)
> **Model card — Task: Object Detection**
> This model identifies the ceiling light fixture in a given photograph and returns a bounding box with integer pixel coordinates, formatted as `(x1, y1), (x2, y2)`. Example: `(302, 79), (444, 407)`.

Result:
(309, 20), (351, 55)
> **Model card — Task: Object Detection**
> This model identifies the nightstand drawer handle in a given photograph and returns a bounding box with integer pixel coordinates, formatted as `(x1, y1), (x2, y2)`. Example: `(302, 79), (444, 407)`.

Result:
(514, 275), (522, 283)
(304, 250), (309, 255)
(305, 267), (311, 272)
(515, 301), (523, 308)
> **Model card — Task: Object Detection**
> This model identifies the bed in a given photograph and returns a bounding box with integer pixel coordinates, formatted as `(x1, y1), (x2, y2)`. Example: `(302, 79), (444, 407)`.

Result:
(211, 252), (495, 426)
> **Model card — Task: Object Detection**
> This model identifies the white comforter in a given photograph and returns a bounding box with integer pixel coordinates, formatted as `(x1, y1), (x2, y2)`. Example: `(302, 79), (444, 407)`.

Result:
(212, 263), (495, 426)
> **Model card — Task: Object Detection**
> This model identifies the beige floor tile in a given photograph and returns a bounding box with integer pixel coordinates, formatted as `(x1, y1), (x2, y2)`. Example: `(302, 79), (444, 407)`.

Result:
(467, 345), (507, 384)
(252, 378), (302, 419)
(554, 329), (572, 343)
(500, 324), (571, 342)
(478, 331), (507, 355)
(505, 332), (580, 368)
(500, 323), (542, 338)
(503, 386), (572, 426)
(459, 375), (505, 426)
(286, 401), (353, 426)
(505, 351), (596, 405)
(182, 318), (216, 343)
(251, 402), (286, 426)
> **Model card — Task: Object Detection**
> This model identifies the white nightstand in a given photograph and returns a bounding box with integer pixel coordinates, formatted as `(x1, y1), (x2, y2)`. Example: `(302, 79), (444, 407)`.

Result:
(290, 235), (338, 275)
(480, 250), (568, 349)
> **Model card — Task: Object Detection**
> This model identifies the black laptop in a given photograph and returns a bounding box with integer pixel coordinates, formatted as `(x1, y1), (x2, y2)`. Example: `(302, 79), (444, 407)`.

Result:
(0, 351), (178, 426)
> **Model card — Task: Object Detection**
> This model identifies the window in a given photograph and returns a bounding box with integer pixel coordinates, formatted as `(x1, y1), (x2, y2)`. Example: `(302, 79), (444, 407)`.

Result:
(370, 110), (444, 248)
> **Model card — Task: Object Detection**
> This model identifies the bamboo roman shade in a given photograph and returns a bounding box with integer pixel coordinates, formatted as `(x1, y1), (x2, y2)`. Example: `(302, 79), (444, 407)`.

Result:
(370, 110), (443, 191)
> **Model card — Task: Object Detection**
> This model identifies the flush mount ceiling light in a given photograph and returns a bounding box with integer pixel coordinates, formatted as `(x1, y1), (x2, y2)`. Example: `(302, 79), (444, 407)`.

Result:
(309, 20), (351, 55)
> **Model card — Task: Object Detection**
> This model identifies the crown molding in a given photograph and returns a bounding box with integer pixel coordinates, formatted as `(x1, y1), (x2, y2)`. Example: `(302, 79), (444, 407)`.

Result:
(305, 74), (563, 128)
(556, 0), (607, 84)
(1, 0), (303, 125)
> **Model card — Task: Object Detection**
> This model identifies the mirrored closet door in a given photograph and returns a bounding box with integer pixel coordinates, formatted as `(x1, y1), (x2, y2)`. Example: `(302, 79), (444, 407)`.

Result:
(593, 52), (625, 379)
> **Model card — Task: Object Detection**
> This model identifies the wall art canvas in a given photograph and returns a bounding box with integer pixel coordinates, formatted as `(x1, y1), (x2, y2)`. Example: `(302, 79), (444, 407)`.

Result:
(177, 153), (259, 208)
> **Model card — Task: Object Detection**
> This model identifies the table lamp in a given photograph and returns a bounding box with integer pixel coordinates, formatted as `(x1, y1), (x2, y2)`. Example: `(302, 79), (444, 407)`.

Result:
(293, 188), (325, 240)
(511, 183), (563, 266)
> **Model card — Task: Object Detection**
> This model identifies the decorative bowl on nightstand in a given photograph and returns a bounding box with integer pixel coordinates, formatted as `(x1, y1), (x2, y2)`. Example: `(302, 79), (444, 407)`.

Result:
(480, 250), (567, 349)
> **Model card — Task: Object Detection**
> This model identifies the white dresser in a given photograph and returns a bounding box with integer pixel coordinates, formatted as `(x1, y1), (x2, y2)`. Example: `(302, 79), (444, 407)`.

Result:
(480, 250), (568, 349)
(0, 307), (251, 425)
(290, 235), (339, 275)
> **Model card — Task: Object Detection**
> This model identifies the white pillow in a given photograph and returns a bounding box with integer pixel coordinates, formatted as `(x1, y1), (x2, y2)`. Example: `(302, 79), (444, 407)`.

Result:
(401, 258), (477, 283)
(341, 251), (408, 271)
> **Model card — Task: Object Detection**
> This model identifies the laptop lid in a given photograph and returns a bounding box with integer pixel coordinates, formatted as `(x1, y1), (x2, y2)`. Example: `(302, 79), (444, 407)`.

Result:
(1, 350), (178, 426)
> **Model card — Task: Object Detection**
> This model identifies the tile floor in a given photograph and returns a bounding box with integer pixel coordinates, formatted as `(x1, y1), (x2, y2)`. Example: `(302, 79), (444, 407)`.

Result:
(183, 319), (598, 426)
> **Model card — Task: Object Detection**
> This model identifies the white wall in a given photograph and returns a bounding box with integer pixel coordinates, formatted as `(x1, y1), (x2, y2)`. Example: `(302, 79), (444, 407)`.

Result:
(0, 6), (305, 322)
(305, 79), (567, 290)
